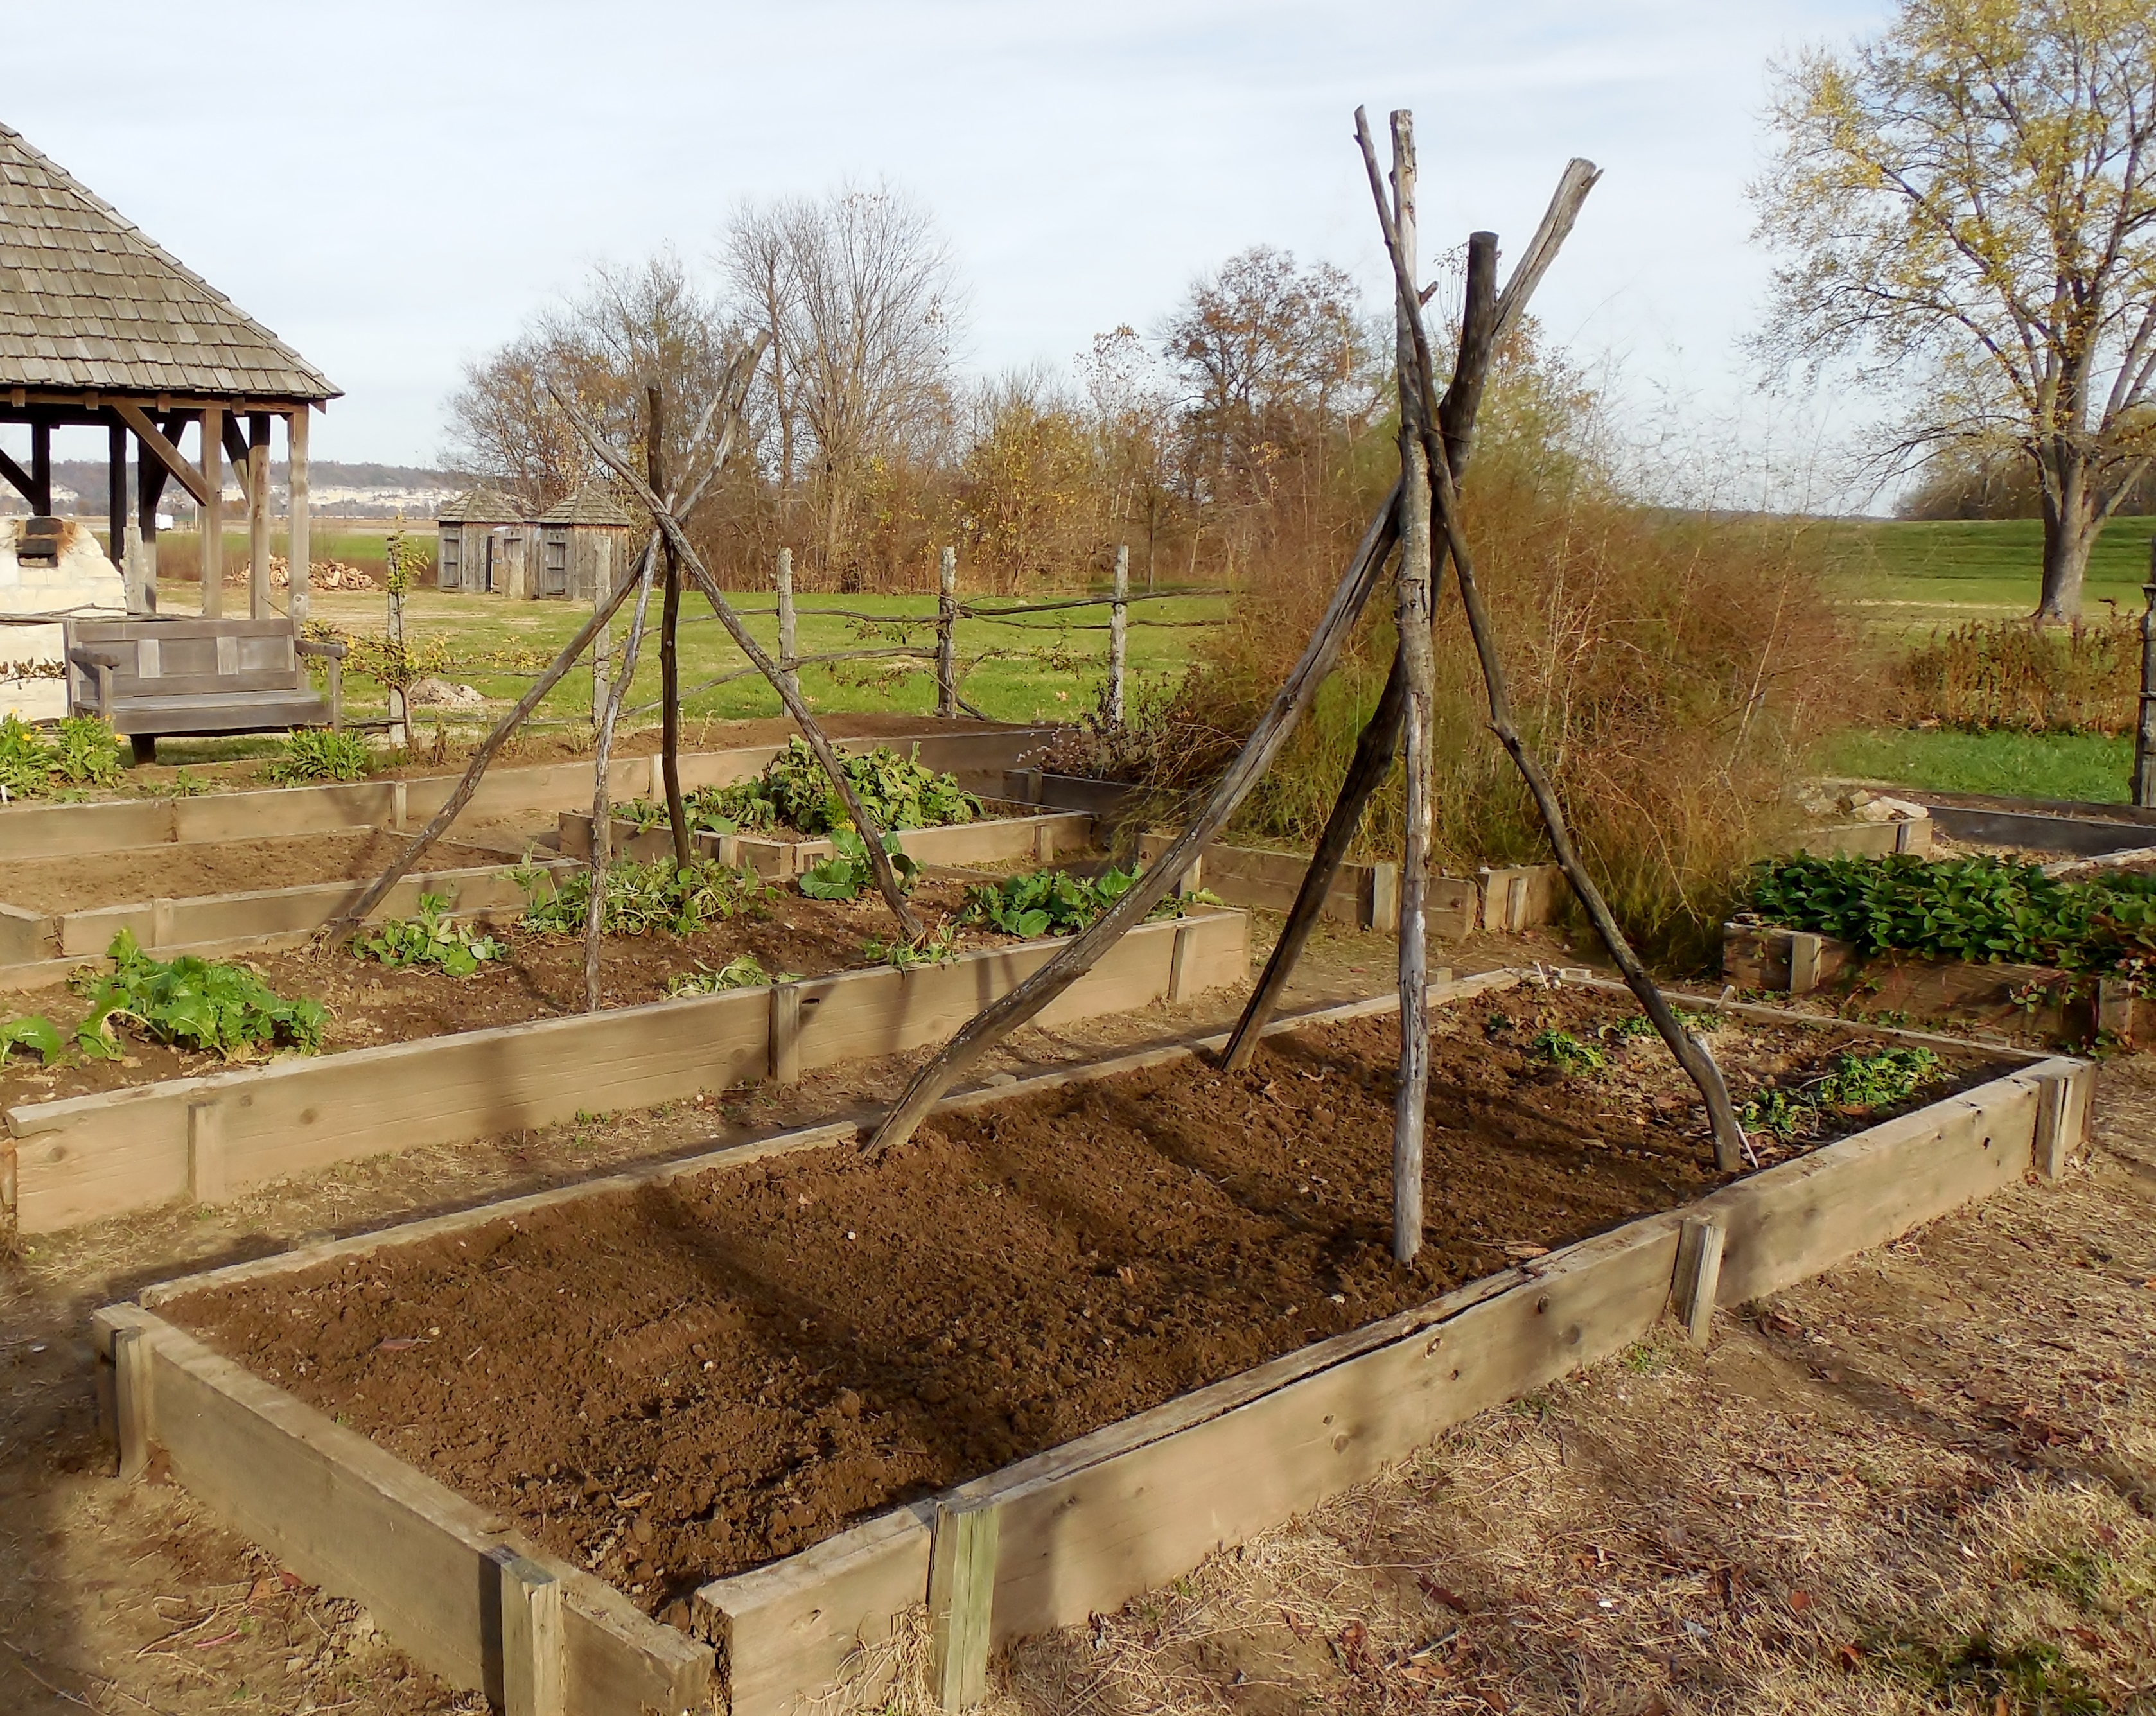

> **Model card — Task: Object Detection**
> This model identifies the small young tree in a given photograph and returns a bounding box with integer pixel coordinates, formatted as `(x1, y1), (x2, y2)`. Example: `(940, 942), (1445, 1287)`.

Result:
(1754, 0), (2156, 618)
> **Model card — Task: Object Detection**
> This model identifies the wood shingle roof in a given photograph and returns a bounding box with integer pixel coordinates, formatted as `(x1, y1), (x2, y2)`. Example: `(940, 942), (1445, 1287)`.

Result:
(538, 482), (633, 527)
(0, 123), (338, 402)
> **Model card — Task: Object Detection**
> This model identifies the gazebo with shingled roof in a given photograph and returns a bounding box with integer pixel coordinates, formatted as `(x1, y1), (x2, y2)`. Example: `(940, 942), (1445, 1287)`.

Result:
(0, 120), (339, 622)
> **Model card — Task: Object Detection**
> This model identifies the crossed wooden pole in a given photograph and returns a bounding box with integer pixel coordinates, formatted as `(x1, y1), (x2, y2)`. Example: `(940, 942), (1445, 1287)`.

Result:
(867, 108), (1748, 1249)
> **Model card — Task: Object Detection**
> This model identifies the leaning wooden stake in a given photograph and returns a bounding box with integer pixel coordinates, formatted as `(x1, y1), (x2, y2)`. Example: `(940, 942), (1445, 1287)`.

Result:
(1389, 110), (1437, 1265)
(584, 538), (661, 1010)
(550, 383), (926, 942)
(863, 484), (1403, 1155)
(650, 384), (692, 867)
(331, 376), (752, 932)
(1354, 110), (1750, 1171)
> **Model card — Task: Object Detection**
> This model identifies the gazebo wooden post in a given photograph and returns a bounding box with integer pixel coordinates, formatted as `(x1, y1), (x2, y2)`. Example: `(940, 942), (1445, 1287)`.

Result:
(198, 407), (223, 617)
(29, 417), (51, 514)
(288, 407), (311, 629)
(247, 412), (272, 620)
(136, 421), (167, 613)
(105, 418), (126, 565)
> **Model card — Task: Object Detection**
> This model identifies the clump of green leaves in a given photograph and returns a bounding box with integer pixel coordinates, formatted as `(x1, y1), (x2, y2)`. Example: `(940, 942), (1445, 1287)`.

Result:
(0, 713), (125, 800)
(799, 829), (921, 901)
(265, 728), (373, 784)
(665, 953), (794, 996)
(516, 857), (766, 938)
(349, 894), (505, 977)
(0, 1014), (65, 1065)
(683, 738), (983, 837)
(1532, 1027), (1608, 1074)
(959, 865), (1208, 938)
(1740, 1044), (1944, 1141)
(1616, 1007), (1712, 1038)
(863, 925), (960, 969)
(74, 929), (327, 1060)
(1748, 852), (2156, 973)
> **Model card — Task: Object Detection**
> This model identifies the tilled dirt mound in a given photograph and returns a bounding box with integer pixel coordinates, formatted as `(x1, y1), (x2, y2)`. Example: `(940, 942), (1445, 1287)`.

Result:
(168, 991), (2009, 1623)
(0, 830), (502, 915)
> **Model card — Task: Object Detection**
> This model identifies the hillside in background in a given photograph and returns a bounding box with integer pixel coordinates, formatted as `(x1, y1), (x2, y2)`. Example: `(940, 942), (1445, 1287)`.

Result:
(1, 460), (468, 520)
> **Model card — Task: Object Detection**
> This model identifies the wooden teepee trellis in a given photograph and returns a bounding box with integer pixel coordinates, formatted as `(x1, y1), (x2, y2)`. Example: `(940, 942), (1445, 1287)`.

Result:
(866, 107), (1749, 1252)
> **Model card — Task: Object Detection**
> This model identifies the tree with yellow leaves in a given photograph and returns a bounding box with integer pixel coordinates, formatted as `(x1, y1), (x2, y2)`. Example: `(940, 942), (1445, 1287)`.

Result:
(1755, 0), (2156, 617)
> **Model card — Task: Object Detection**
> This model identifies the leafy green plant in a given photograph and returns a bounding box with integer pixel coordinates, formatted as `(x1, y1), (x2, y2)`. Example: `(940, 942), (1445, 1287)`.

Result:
(265, 728), (373, 784)
(74, 930), (327, 1060)
(349, 894), (505, 977)
(48, 717), (123, 787)
(0, 1014), (64, 1065)
(685, 738), (983, 837)
(516, 857), (766, 938)
(665, 954), (795, 996)
(1617, 1007), (1712, 1037)
(959, 865), (1210, 938)
(1748, 852), (2156, 974)
(799, 830), (921, 901)
(0, 713), (125, 800)
(863, 925), (959, 969)
(1740, 1044), (1944, 1141)
(1531, 1028), (1608, 1074)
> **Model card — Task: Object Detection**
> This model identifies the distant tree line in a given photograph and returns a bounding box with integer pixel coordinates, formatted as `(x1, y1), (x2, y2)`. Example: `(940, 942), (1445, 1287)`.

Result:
(1898, 450), (2156, 522)
(441, 184), (1386, 594)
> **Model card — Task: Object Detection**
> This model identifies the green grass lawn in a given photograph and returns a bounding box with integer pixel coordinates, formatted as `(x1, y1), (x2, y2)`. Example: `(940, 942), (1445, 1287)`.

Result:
(1822, 726), (2133, 803)
(1825, 516), (2156, 628)
(301, 585), (1227, 733)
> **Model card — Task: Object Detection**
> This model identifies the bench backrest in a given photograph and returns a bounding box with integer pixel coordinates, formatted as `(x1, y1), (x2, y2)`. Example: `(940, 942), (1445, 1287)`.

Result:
(65, 618), (304, 705)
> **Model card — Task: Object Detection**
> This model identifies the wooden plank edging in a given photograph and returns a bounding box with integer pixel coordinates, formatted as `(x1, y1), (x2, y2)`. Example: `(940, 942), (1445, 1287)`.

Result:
(6, 909), (1248, 1234)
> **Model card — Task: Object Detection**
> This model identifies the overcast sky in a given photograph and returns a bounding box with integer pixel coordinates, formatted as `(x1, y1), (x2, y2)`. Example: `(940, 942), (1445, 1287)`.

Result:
(7, 0), (1889, 493)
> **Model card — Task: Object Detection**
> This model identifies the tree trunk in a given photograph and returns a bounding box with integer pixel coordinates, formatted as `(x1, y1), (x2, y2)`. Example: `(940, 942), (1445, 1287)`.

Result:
(2037, 441), (2099, 620)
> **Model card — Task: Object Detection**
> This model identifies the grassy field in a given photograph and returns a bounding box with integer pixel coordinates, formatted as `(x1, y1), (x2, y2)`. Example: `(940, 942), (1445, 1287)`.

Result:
(1825, 515), (2156, 627)
(298, 584), (1226, 734)
(1821, 726), (2132, 803)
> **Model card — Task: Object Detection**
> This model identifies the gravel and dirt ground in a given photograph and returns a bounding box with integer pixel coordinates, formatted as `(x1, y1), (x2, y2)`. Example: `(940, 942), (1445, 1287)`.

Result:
(0, 918), (2149, 1715)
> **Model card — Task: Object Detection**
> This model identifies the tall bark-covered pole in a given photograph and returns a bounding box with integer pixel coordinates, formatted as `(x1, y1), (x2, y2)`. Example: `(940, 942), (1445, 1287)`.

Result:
(651, 385), (691, 868)
(936, 545), (958, 719)
(1354, 111), (1749, 1173)
(776, 547), (798, 700)
(586, 539), (661, 1009)
(1109, 543), (1130, 726)
(1222, 177), (1578, 1071)
(1389, 110), (1436, 1265)
(2136, 540), (2156, 807)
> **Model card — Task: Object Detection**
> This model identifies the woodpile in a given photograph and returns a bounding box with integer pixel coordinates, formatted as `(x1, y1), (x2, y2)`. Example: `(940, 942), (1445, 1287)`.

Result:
(221, 556), (376, 591)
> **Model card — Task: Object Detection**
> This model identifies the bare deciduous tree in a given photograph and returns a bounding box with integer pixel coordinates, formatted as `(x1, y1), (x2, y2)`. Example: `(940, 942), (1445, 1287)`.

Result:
(1755, 0), (2156, 617)
(720, 184), (967, 585)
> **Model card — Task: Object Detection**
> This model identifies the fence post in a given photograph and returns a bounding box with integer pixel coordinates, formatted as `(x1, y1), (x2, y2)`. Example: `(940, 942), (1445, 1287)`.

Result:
(776, 546), (798, 701)
(936, 544), (958, 719)
(592, 561), (612, 731)
(1109, 542), (1129, 727)
(2136, 541), (2156, 808)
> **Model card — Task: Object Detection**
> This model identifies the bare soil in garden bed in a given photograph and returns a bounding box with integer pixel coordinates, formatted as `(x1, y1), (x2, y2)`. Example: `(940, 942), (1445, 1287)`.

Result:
(0, 877), (1047, 1107)
(0, 830), (509, 915)
(166, 990), (2012, 1622)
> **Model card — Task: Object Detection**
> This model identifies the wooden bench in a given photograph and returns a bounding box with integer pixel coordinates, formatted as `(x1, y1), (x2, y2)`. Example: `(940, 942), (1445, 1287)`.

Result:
(64, 617), (345, 764)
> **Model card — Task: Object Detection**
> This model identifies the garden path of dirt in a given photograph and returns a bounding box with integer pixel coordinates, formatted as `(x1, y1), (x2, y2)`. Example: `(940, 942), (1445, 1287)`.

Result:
(166, 994), (2000, 1618)
(0, 919), (2148, 1715)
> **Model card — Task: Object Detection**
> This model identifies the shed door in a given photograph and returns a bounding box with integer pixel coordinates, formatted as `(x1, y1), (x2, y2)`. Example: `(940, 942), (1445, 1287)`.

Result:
(538, 529), (569, 598)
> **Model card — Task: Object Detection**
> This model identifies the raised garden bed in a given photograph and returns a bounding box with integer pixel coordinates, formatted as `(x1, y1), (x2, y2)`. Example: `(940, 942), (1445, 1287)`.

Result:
(558, 802), (1095, 879)
(91, 976), (2089, 1715)
(3, 906), (1248, 1234)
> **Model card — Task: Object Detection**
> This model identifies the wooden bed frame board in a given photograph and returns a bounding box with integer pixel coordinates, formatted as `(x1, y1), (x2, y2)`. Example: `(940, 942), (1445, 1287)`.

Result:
(556, 805), (1096, 880)
(4, 908), (1248, 1234)
(92, 975), (2088, 1716)
(0, 728), (1058, 862)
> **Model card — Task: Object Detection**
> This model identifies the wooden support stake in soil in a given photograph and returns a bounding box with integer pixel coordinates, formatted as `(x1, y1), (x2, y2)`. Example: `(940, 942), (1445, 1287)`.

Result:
(1222, 164), (1582, 1070)
(1109, 543), (1129, 726)
(490, 1548), (566, 1716)
(1389, 110), (1436, 1265)
(1672, 1214), (1725, 1349)
(585, 539), (662, 1011)
(651, 384), (692, 869)
(333, 368), (755, 932)
(112, 1324), (150, 1482)
(865, 483), (1403, 1154)
(776, 547), (798, 699)
(928, 1499), (1001, 1712)
(1354, 110), (1749, 1173)
(187, 1101), (225, 1204)
(2135, 546), (2156, 808)
(937, 545), (960, 719)
(548, 378), (925, 943)
(769, 983), (803, 1084)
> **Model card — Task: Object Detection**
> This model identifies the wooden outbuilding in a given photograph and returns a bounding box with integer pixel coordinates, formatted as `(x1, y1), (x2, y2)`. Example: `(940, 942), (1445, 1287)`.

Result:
(0, 121), (340, 624)
(534, 482), (633, 600)
(434, 487), (531, 595)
